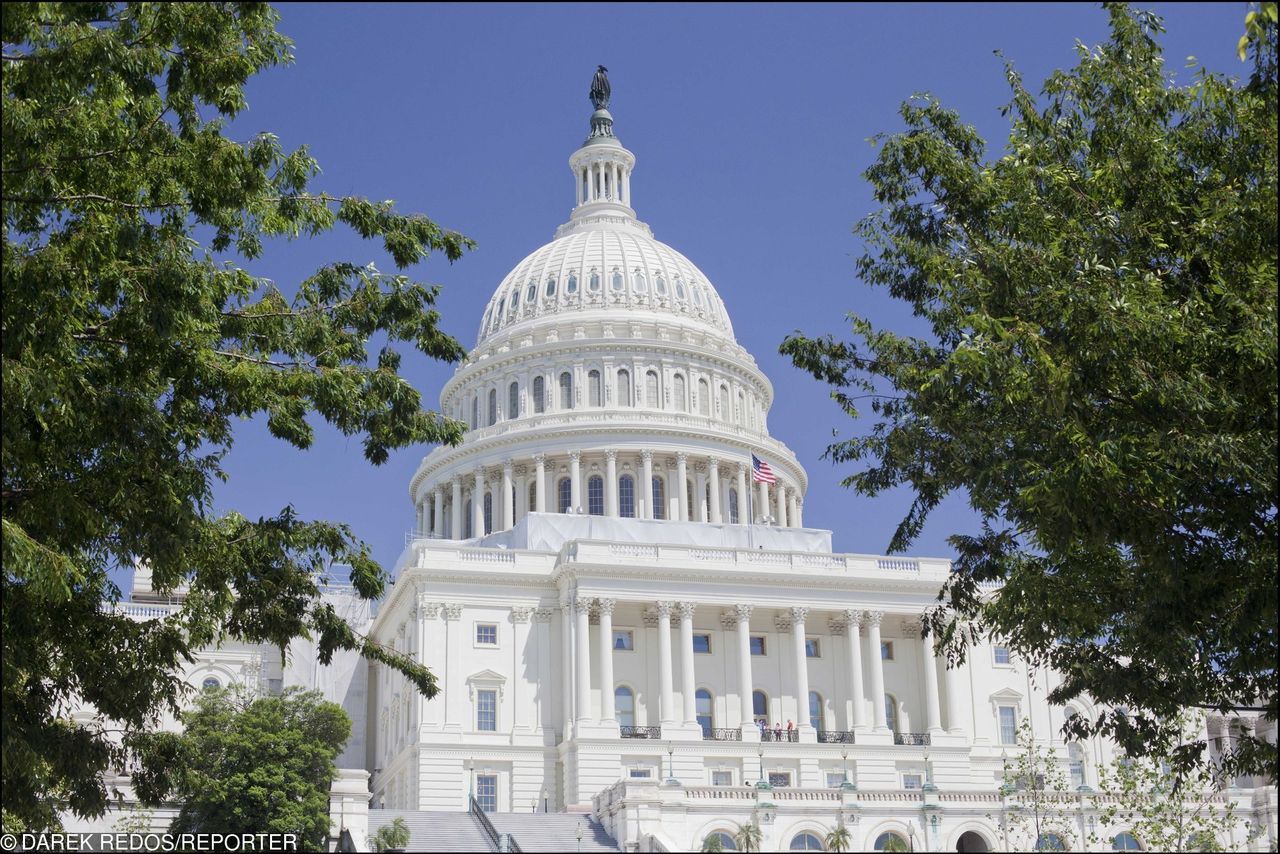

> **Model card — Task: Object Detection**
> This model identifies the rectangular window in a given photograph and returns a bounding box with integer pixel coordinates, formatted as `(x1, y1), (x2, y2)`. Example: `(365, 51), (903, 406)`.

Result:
(475, 623), (498, 646)
(627, 767), (652, 779)
(903, 773), (923, 790)
(476, 773), (497, 812)
(477, 689), (497, 732)
(767, 772), (793, 788)
(750, 635), (767, 656)
(826, 772), (847, 788)
(805, 638), (821, 658)
(612, 629), (634, 651)
(993, 645), (1011, 665)
(998, 705), (1018, 745)
(693, 633), (712, 654)
(881, 641), (895, 660)
(711, 770), (734, 787)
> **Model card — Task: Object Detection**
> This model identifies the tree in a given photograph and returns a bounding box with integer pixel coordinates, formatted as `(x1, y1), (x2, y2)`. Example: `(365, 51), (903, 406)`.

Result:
(825, 823), (852, 853)
(699, 832), (725, 853)
(370, 816), (412, 853)
(995, 719), (1079, 852)
(1095, 713), (1252, 853)
(131, 687), (349, 851)
(2, 3), (472, 829)
(781, 3), (1277, 782)
(733, 821), (763, 853)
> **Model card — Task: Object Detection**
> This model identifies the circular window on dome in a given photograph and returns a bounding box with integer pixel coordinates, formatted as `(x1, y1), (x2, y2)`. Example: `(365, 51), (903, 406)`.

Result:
(545, 277), (557, 298)
(611, 269), (624, 292)
(589, 270), (601, 292)
(633, 271), (647, 293)
(675, 279), (687, 300)
(655, 275), (667, 296)
(525, 282), (537, 303)
(567, 273), (578, 294)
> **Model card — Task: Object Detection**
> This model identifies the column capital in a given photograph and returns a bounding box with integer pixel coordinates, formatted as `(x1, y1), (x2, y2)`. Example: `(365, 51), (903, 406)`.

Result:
(774, 613), (792, 632)
(789, 606), (810, 623)
(605, 449), (617, 461)
(533, 607), (555, 623)
(675, 451), (688, 463)
(571, 596), (593, 614)
(510, 606), (533, 624)
(675, 601), (696, 620)
(901, 618), (923, 637)
(827, 618), (847, 637)
(719, 612), (738, 629)
(595, 597), (616, 616)
(569, 449), (581, 462)
(443, 604), (463, 621)
(503, 459), (514, 474)
(451, 475), (463, 488)
(416, 592), (443, 619)
(863, 610), (884, 628)
(708, 456), (721, 470)
(843, 609), (863, 628)
(533, 453), (546, 467)
(640, 449), (653, 462)
(654, 601), (674, 618)
(642, 609), (660, 628)
(734, 604), (754, 622)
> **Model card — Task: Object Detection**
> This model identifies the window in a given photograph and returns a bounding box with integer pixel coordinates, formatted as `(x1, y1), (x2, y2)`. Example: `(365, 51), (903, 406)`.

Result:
(476, 689), (497, 732)
(1035, 834), (1066, 852)
(483, 492), (492, 534)
(487, 389), (497, 426)
(508, 382), (519, 419)
(768, 772), (793, 788)
(805, 638), (821, 658)
(464, 499), (473, 538)
(652, 476), (666, 520)
(510, 287), (520, 309)
(627, 767), (652, 779)
(557, 477), (572, 514)
(475, 773), (497, 812)
(675, 279), (688, 300)
(655, 274), (667, 295)
(633, 271), (646, 293)
(826, 771), (847, 788)
(692, 634), (711, 654)
(588, 475), (604, 516)
(471, 397), (478, 429)
(611, 269), (624, 292)
(750, 635), (767, 656)
(705, 833), (737, 851)
(698, 378), (710, 415)
(1066, 708), (1086, 788)
(532, 376), (545, 413)
(645, 371), (660, 408)
(1112, 832), (1142, 851)
(752, 690), (769, 726)
(201, 676), (221, 691)
(903, 772), (923, 790)
(696, 689), (713, 737)
(545, 276), (556, 297)
(737, 391), (746, 425)
(528, 482), (537, 513)
(525, 282), (536, 303)
(999, 705), (1018, 745)
(881, 641), (895, 660)
(673, 374), (687, 411)
(729, 488), (739, 523)
(994, 645), (1012, 665)
(874, 833), (909, 852)
(619, 474), (635, 518)
(885, 694), (899, 734)
(711, 770), (734, 787)
(808, 691), (823, 731)
(719, 385), (730, 419)
(616, 369), (631, 407)
(566, 273), (578, 294)
(789, 832), (823, 851)
(615, 686), (635, 727)
(612, 630), (634, 651)
(475, 624), (498, 646)
(589, 271), (600, 292)
(588, 369), (602, 407)
(559, 372), (573, 409)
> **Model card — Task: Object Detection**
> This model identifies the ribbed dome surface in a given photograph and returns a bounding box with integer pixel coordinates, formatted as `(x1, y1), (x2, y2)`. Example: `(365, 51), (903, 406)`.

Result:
(475, 227), (735, 346)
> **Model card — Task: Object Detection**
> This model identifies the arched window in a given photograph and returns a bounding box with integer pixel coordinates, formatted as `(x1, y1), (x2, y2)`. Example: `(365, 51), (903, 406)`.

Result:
(1068, 740), (1086, 788)
(619, 475), (635, 518)
(1035, 834), (1066, 852)
(655, 275), (667, 295)
(589, 271), (601, 292)
(557, 478), (572, 514)
(874, 833), (909, 852)
(588, 370), (602, 407)
(533, 376), (545, 414)
(464, 499), (473, 538)
(719, 384), (730, 419)
(611, 269), (624, 292)
(492, 300), (503, 329)
(696, 689), (714, 737)
(687, 479), (695, 521)
(752, 690), (769, 726)
(651, 477), (665, 520)
(525, 282), (536, 303)
(729, 488), (739, 524)
(528, 482), (537, 514)
(487, 389), (497, 426)
(633, 271), (647, 293)
(545, 276), (557, 297)
(809, 691), (824, 732)
(1112, 833), (1142, 852)
(737, 391), (746, 425)
(675, 279), (687, 300)
(789, 833), (824, 851)
(508, 381), (519, 419)
(559, 372), (573, 410)
(616, 369), (632, 407)
(471, 396), (478, 429)
(567, 273), (578, 294)
(885, 694), (899, 734)
(615, 686), (635, 728)
(692, 283), (705, 306)
(201, 676), (221, 692)
(673, 374), (687, 412)
(645, 371), (660, 408)
(704, 833), (737, 852)
(588, 475), (604, 516)
(698, 378), (710, 416)
(510, 286), (520, 309)
(483, 492), (492, 534)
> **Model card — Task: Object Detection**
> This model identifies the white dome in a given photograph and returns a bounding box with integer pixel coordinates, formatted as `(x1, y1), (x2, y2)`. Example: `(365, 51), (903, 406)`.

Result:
(476, 227), (735, 347)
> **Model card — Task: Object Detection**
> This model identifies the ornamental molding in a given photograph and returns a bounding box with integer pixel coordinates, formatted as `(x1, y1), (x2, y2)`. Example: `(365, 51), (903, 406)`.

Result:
(510, 606), (533, 624)
(533, 607), (555, 623)
(674, 602), (696, 619)
(443, 604), (464, 621)
(641, 609), (660, 628)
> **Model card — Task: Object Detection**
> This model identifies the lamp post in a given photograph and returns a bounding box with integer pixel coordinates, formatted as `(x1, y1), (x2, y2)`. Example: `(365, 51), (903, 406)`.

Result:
(841, 747), (850, 788)
(907, 819), (917, 853)
(664, 741), (678, 786)
(757, 743), (765, 785)
(576, 820), (583, 853)
(540, 786), (548, 813)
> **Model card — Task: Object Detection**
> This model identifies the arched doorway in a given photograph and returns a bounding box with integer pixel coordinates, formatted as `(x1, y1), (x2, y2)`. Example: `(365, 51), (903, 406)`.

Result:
(957, 831), (992, 852)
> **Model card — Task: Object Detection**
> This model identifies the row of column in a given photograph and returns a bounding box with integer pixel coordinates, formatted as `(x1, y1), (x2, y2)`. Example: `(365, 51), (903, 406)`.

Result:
(578, 159), (631, 206)
(565, 598), (964, 737)
(415, 451), (804, 538)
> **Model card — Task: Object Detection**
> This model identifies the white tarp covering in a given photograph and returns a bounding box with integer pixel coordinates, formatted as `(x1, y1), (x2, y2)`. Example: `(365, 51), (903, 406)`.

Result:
(469, 513), (833, 554)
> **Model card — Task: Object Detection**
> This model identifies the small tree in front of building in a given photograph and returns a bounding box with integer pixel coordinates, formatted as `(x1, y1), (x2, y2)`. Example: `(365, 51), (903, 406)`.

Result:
(825, 823), (852, 853)
(370, 816), (411, 852)
(996, 718), (1079, 852)
(733, 821), (763, 853)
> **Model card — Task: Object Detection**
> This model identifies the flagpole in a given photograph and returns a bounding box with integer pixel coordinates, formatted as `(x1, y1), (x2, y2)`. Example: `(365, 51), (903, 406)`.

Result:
(747, 457), (755, 550)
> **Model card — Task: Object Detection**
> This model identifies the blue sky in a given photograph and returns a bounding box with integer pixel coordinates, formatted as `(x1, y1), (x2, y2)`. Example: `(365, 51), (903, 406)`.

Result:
(203, 3), (1247, 583)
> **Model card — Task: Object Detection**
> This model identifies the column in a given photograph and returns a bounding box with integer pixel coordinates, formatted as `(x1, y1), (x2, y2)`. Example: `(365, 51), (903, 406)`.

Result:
(443, 604), (463, 726)
(656, 602), (675, 724)
(735, 606), (755, 732)
(501, 460), (514, 530)
(736, 463), (748, 524)
(776, 483), (787, 527)
(677, 603), (697, 726)
(641, 451), (654, 520)
(866, 611), (888, 730)
(569, 451), (582, 513)
(711, 460), (721, 522)
(605, 450), (619, 517)
(472, 468), (485, 535)
(675, 453), (688, 521)
(623, 169), (630, 205)
(574, 596), (592, 723)
(450, 478), (463, 540)
(791, 607), (812, 732)
(794, 498), (804, 528)
(844, 610), (867, 731)
(515, 466), (528, 523)
(433, 486), (444, 538)
(946, 653), (967, 736)
(416, 597), (444, 727)
(560, 598), (574, 730)
(758, 479), (769, 523)
(597, 599), (616, 722)
(511, 607), (533, 730)
(787, 490), (799, 529)
(922, 626), (943, 733)
(576, 166), (583, 206)
(534, 454), (547, 513)
(534, 609), (553, 731)
(695, 467), (708, 522)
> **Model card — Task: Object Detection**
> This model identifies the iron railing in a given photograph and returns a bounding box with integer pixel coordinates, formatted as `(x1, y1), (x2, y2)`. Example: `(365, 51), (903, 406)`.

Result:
(817, 730), (857, 744)
(760, 729), (800, 743)
(469, 795), (522, 852)
(706, 728), (742, 741)
(895, 732), (931, 746)
(620, 725), (662, 739)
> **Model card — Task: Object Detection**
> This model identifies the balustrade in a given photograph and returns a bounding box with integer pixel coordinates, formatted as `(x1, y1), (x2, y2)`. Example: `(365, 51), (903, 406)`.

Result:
(620, 725), (662, 739)
(817, 730), (857, 744)
(894, 732), (931, 746)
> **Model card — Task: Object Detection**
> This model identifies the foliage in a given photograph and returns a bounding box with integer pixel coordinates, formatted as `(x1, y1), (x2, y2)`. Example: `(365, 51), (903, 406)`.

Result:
(995, 719), (1079, 852)
(370, 816), (412, 852)
(1095, 712), (1250, 853)
(132, 687), (349, 851)
(780, 3), (1277, 782)
(2, 2), (472, 829)
(825, 824), (852, 853)
(878, 833), (910, 853)
(733, 821), (763, 853)
(699, 831), (725, 853)
(112, 806), (155, 835)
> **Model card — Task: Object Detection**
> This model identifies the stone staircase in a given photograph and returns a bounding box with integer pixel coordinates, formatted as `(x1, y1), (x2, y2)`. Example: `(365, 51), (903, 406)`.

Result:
(366, 809), (494, 852)
(488, 813), (621, 852)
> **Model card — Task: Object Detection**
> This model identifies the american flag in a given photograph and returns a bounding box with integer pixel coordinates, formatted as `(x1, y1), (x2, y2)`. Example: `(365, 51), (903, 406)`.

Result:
(751, 454), (777, 484)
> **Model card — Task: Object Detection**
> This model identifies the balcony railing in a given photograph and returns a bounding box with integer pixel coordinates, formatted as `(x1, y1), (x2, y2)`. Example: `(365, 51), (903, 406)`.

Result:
(706, 728), (742, 741)
(817, 731), (857, 744)
(760, 729), (800, 743)
(620, 725), (662, 739)
(895, 732), (931, 746)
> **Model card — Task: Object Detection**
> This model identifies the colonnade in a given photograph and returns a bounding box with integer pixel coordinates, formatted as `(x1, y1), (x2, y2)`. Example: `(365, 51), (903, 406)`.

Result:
(414, 451), (804, 539)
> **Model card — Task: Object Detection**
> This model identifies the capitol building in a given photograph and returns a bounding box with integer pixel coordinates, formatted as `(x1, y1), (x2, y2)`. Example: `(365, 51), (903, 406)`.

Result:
(81, 72), (1275, 853)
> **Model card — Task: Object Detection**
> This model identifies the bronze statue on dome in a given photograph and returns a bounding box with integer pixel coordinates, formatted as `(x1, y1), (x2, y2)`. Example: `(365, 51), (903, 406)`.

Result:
(589, 65), (610, 110)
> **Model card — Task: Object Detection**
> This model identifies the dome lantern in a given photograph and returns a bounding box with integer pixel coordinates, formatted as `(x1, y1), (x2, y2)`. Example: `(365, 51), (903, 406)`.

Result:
(565, 67), (639, 234)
